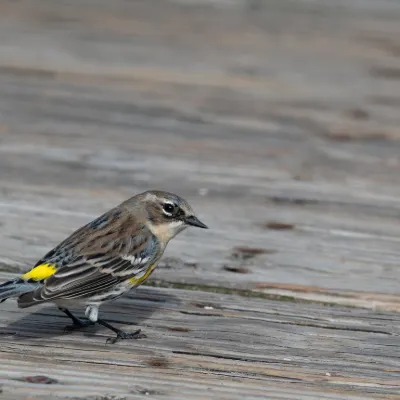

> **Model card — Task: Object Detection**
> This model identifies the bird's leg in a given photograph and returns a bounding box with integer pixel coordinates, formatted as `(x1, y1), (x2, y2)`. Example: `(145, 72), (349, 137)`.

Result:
(96, 319), (146, 344)
(59, 307), (94, 332)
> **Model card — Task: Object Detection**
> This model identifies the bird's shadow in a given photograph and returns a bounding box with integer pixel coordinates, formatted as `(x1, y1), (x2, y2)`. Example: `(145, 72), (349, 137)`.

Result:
(0, 287), (180, 342)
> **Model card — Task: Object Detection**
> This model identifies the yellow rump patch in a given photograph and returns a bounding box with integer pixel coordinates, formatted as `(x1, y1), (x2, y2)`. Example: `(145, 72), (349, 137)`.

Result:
(129, 264), (156, 287)
(21, 263), (57, 281)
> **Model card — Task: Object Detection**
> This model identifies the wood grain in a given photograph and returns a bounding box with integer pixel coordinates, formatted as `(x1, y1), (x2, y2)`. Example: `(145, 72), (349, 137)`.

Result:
(0, 1), (400, 398)
(0, 278), (399, 399)
(1, 0), (400, 302)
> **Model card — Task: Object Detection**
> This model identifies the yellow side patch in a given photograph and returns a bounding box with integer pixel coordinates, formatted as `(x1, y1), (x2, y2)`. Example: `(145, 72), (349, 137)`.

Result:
(21, 263), (57, 281)
(129, 264), (156, 287)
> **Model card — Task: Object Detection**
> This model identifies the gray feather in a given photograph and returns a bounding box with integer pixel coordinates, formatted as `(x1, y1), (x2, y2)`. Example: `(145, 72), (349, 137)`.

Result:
(0, 278), (39, 303)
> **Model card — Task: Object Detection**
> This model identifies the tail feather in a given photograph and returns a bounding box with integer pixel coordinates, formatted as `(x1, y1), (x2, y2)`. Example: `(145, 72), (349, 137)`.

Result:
(0, 278), (39, 303)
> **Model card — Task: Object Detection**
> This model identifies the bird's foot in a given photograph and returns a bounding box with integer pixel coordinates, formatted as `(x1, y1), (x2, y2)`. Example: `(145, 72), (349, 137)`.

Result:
(106, 328), (146, 344)
(64, 319), (95, 333)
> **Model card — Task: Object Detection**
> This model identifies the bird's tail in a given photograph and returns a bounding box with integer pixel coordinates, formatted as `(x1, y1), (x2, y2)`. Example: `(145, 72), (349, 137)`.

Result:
(0, 278), (39, 303)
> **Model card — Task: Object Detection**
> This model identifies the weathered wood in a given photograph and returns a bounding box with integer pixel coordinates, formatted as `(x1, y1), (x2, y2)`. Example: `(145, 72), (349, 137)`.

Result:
(1, 0), (400, 303)
(0, 1), (400, 399)
(0, 278), (399, 399)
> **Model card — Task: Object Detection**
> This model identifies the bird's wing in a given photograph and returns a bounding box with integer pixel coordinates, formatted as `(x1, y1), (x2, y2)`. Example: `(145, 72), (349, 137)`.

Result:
(18, 207), (160, 306)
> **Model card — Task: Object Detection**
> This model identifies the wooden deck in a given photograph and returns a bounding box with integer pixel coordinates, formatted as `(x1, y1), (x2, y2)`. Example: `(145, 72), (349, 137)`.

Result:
(0, 0), (400, 398)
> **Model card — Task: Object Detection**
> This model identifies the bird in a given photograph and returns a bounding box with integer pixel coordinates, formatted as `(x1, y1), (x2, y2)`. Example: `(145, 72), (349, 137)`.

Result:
(0, 190), (208, 343)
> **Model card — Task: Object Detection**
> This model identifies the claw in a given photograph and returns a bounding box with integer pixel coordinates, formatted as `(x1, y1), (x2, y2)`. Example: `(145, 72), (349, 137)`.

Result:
(106, 328), (146, 344)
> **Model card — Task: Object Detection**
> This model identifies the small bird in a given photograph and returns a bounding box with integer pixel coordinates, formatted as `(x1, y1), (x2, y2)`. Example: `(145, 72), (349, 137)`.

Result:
(0, 190), (207, 343)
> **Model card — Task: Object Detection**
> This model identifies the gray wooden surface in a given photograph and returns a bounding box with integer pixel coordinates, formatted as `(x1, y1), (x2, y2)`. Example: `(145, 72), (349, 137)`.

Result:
(1, 0), (400, 299)
(1, 274), (399, 400)
(0, 0), (400, 399)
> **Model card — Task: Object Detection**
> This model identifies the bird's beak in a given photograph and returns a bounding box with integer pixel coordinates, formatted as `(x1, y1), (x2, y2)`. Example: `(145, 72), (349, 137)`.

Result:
(185, 215), (208, 229)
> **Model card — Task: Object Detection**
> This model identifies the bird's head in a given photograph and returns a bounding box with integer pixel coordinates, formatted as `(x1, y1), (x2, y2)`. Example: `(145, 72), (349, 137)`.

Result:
(135, 190), (208, 243)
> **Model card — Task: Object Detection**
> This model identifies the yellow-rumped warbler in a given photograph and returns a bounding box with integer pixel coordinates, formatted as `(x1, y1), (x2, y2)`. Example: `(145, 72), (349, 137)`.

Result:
(0, 190), (207, 343)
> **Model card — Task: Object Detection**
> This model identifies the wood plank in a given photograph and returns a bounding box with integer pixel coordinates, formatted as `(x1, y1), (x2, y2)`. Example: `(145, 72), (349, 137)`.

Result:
(0, 1), (400, 398)
(0, 0), (400, 303)
(0, 279), (399, 399)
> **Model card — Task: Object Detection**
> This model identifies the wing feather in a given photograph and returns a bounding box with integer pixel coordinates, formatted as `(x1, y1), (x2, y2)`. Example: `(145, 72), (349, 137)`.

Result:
(18, 206), (161, 307)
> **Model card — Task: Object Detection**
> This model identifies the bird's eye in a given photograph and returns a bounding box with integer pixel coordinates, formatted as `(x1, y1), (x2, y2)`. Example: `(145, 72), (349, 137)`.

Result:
(162, 202), (176, 216)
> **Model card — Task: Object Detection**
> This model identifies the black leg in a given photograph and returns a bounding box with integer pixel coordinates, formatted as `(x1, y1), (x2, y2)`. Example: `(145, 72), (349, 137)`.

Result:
(58, 307), (94, 333)
(97, 318), (146, 344)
